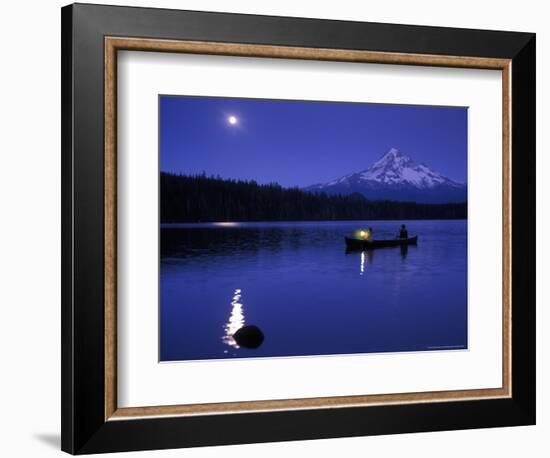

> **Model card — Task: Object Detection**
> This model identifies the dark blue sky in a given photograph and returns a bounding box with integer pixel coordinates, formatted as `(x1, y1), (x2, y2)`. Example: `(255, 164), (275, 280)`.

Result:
(160, 95), (467, 188)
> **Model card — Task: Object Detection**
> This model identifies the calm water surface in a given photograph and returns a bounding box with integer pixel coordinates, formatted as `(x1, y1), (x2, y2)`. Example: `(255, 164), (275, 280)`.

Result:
(160, 220), (467, 361)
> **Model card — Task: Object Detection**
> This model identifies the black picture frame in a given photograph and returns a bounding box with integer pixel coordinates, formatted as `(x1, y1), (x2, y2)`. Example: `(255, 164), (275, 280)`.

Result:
(61, 3), (535, 454)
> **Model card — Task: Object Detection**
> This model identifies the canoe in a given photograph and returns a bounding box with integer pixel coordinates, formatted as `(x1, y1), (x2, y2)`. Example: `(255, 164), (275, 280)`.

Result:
(345, 235), (418, 250)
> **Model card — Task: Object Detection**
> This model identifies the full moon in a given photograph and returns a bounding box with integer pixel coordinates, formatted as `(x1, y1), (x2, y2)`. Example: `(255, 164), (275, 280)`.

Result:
(228, 115), (238, 125)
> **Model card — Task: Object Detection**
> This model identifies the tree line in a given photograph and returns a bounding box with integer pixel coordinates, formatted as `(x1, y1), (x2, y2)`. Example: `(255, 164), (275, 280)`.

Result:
(160, 172), (467, 223)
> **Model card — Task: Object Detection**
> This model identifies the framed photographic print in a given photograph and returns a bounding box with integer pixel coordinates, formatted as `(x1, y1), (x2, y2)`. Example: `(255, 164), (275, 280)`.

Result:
(61, 3), (536, 454)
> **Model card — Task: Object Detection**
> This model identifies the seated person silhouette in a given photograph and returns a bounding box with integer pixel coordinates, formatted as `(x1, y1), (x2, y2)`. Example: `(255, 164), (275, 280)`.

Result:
(398, 224), (408, 239)
(367, 227), (374, 240)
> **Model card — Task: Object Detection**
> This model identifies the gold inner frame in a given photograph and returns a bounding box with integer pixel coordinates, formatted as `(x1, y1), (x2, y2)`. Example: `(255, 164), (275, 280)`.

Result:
(104, 37), (512, 421)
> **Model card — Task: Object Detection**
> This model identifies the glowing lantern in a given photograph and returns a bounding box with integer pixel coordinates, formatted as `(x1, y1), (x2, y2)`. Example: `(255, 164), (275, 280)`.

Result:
(355, 229), (370, 240)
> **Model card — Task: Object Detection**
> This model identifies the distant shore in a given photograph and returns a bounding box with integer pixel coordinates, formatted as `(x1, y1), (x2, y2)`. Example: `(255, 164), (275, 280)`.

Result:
(161, 219), (467, 228)
(161, 172), (467, 223)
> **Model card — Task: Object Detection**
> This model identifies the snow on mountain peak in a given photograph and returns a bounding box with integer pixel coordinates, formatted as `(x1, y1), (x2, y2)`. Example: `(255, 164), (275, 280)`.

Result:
(304, 147), (466, 203)
(357, 148), (459, 189)
(385, 147), (402, 157)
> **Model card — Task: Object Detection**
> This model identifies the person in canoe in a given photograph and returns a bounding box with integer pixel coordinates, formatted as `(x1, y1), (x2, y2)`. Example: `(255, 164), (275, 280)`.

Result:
(345, 226), (417, 250)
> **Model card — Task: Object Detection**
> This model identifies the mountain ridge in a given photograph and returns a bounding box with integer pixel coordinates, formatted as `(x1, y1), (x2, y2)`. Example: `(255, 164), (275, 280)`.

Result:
(305, 148), (467, 204)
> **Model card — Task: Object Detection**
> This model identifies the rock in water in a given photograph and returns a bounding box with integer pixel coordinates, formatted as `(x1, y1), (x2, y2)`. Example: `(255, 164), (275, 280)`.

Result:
(233, 325), (265, 349)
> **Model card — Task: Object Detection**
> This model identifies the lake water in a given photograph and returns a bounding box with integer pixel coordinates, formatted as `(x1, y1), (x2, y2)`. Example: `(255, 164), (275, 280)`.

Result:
(160, 220), (467, 361)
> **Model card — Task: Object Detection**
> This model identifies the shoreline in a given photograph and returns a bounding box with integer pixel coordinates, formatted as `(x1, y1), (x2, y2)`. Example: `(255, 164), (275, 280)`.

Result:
(161, 219), (467, 228)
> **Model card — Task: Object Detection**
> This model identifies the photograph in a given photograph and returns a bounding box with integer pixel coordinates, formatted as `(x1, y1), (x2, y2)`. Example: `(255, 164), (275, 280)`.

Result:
(159, 95), (469, 362)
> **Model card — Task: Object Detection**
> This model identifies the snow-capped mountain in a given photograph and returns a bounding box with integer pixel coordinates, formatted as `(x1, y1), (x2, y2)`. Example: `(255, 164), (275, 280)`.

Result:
(305, 148), (467, 204)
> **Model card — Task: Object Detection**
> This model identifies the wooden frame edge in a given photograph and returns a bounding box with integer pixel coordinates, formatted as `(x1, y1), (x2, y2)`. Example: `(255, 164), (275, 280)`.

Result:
(106, 36), (510, 69)
(502, 61), (512, 400)
(105, 38), (118, 420)
(109, 388), (510, 420)
(104, 36), (512, 421)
